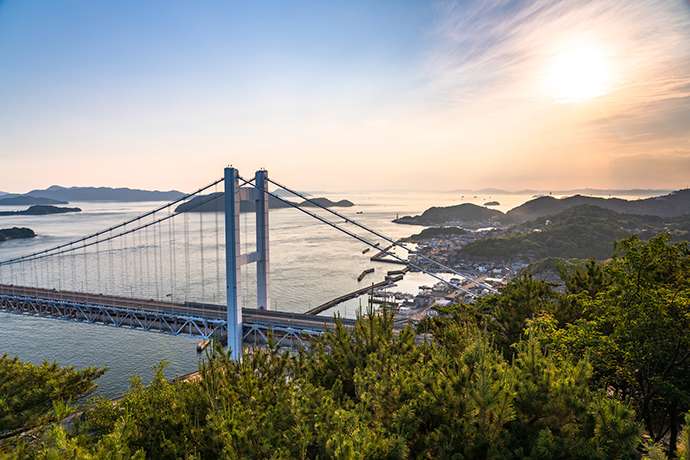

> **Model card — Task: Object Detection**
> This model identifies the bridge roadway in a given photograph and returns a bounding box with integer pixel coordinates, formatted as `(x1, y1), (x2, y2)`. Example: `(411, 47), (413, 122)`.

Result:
(0, 284), (355, 345)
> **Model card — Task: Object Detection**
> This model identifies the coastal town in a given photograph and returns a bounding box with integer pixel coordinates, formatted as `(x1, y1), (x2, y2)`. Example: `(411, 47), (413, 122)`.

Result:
(356, 228), (521, 325)
(357, 188), (690, 326)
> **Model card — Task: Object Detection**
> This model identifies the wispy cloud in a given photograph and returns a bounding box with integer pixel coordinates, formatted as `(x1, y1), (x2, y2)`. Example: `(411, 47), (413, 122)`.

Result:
(418, 0), (690, 187)
(428, 0), (690, 104)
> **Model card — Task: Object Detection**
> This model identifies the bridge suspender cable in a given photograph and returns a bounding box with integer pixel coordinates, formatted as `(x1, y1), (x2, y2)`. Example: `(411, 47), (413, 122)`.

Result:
(168, 207), (176, 303)
(0, 178), (225, 266)
(236, 176), (472, 295)
(0, 191), (225, 267)
(265, 177), (497, 293)
(214, 182), (221, 303)
(184, 211), (190, 302)
(199, 211), (205, 302)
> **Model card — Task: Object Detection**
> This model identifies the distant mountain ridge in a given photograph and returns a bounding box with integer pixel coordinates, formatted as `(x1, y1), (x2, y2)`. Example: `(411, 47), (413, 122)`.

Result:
(454, 187), (673, 196)
(507, 189), (690, 222)
(0, 195), (67, 206)
(24, 185), (185, 202)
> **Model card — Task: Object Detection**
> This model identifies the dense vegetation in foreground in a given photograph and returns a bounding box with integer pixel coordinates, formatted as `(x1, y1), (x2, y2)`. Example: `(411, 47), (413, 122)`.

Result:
(1, 235), (688, 459)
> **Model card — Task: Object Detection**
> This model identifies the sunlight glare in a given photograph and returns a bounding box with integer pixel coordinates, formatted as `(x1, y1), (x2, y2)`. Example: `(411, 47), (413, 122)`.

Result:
(544, 39), (614, 103)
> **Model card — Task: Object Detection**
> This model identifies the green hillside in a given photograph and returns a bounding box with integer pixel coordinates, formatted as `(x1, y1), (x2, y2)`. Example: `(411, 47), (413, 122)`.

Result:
(459, 205), (690, 262)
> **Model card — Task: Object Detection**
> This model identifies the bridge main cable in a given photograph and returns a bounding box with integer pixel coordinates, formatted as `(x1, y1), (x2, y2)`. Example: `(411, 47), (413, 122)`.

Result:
(237, 176), (470, 294)
(0, 189), (225, 267)
(0, 178), (224, 266)
(265, 177), (497, 293)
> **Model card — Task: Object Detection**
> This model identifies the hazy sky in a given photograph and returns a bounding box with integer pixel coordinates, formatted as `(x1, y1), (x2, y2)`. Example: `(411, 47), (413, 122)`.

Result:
(1, 0), (689, 192)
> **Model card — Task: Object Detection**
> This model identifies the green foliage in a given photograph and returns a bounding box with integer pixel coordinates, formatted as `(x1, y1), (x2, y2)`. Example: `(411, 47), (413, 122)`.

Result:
(6, 310), (640, 459)
(0, 355), (104, 435)
(473, 274), (559, 354)
(78, 365), (211, 459)
(562, 259), (609, 298)
(4, 233), (687, 458)
(545, 235), (690, 456)
(680, 411), (690, 460)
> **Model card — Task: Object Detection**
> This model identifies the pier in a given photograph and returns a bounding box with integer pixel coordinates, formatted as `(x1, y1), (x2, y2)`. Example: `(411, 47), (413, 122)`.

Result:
(370, 242), (408, 265)
(305, 274), (404, 315)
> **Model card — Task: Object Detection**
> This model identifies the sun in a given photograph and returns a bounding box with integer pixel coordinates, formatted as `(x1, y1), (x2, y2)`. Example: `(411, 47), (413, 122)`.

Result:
(544, 39), (614, 103)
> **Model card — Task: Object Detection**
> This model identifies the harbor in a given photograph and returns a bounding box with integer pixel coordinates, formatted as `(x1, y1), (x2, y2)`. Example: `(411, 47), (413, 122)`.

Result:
(306, 274), (404, 315)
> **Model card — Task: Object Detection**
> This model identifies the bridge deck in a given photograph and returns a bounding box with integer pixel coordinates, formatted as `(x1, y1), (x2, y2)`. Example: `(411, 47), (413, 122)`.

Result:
(0, 284), (354, 346)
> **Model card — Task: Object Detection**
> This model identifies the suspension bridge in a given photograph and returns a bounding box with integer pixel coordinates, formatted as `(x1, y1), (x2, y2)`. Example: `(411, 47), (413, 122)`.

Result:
(0, 168), (496, 360)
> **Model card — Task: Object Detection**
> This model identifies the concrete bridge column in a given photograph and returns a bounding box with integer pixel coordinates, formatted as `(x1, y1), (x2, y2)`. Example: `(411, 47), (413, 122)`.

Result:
(255, 169), (270, 310)
(224, 167), (242, 360)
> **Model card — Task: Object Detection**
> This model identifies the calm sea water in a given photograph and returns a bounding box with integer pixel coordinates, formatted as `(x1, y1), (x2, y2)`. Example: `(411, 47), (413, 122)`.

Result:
(0, 190), (655, 397)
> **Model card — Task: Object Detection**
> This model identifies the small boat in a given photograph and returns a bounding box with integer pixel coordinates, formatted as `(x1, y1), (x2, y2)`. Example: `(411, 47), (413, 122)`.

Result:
(196, 339), (211, 353)
(362, 248), (371, 254)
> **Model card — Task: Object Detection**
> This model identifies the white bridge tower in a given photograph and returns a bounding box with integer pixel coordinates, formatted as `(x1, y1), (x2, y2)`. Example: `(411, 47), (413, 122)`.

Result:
(224, 168), (270, 360)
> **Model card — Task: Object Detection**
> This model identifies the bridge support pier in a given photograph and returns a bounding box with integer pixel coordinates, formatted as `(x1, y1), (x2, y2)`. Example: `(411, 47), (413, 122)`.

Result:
(224, 167), (243, 361)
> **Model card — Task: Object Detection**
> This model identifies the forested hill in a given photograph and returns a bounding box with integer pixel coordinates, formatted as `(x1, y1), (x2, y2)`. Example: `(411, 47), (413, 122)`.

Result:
(457, 205), (690, 263)
(394, 203), (506, 226)
(507, 188), (690, 222)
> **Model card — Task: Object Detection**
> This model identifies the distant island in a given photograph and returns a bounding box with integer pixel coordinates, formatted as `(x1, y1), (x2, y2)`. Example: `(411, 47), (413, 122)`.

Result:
(175, 191), (353, 213)
(484, 201), (500, 206)
(0, 227), (36, 242)
(301, 197), (354, 208)
(20, 185), (185, 202)
(394, 203), (506, 227)
(0, 195), (67, 206)
(0, 205), (82, 216)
